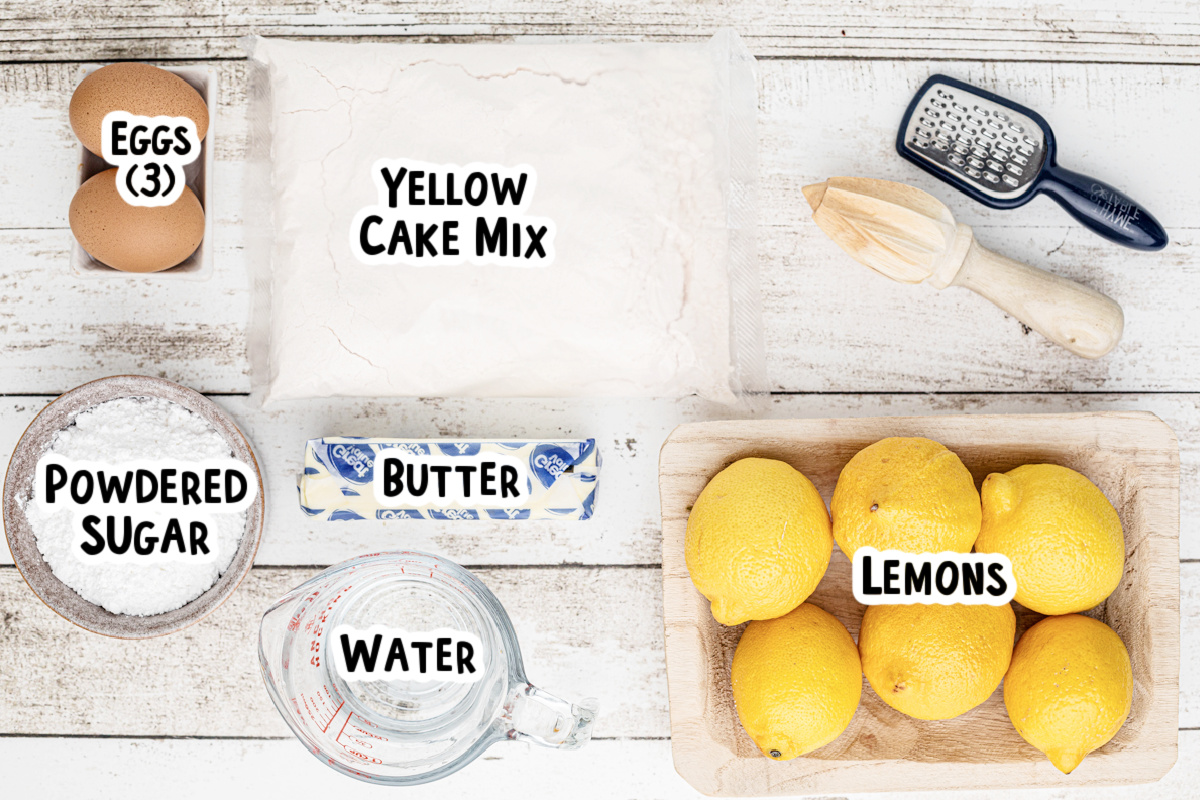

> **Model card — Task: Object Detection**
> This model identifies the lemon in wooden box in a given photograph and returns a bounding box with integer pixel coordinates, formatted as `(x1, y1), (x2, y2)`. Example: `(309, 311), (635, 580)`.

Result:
(975, 464), (1124, 615)
(859, 602), (1015, 721)
(831, 437), (981, 557)
(684, 458), (832, 626)
(1004, 614), (1133, 774)
(731, 603), (862, 760)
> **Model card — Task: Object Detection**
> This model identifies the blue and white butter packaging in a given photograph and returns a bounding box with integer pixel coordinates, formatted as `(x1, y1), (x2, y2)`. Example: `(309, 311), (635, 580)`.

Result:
(299, 438), (599, 521)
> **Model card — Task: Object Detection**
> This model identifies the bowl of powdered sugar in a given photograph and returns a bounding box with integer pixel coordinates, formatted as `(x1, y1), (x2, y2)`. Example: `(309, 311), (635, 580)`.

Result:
(2, 375), (264, 637)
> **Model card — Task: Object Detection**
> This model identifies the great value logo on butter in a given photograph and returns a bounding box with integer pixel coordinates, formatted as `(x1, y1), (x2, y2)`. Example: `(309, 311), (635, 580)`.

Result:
(33, 454), (258, 563)
(529, 443), (577, 488)
(349, 158), (556, 267)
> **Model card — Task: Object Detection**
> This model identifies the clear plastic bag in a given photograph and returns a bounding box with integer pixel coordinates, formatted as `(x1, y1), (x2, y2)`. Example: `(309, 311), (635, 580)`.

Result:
(244, 31), (764, 405)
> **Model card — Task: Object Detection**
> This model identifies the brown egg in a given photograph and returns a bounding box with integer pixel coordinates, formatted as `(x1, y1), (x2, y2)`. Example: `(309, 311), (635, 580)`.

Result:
(70, 168), (205, 273)
(70, 63), (209, 156)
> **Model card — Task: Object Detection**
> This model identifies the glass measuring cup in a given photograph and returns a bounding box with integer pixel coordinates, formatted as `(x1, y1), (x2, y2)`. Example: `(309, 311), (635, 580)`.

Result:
(259, 551), (597, 785)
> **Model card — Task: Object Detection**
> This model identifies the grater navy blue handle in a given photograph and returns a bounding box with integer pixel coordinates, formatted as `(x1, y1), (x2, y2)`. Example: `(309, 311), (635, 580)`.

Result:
(1039, 165), (1168, 251)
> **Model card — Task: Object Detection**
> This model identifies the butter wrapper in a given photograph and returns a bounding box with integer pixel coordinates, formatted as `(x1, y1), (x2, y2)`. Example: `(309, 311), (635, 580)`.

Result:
(299, 438), (599, 521)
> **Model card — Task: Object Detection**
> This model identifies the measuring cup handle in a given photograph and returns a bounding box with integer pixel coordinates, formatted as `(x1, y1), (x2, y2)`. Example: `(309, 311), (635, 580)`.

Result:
(501, 683), (598, 750)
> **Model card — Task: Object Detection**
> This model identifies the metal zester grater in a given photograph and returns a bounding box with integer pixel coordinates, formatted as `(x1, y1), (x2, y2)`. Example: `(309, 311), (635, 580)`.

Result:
(897, 74), (1168, 251)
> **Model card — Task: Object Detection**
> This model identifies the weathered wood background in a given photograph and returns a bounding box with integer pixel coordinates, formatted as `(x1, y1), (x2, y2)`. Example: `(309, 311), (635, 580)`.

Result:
(1, 1), (1198, 797)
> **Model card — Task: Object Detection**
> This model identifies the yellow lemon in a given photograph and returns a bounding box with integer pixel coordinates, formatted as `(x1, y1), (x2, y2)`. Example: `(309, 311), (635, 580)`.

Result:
(975, 464), (1123, 615)
(858, 602), (1015, 720)
(831, 437), (981, 557)
(1004, 614), (1132, 774)
(731, 603), (862, 759)
(685, 458), (832, 625)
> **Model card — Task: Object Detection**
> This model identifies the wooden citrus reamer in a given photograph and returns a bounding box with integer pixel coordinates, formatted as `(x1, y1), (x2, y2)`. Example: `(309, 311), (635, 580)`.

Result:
(803, 176), (1124, 358)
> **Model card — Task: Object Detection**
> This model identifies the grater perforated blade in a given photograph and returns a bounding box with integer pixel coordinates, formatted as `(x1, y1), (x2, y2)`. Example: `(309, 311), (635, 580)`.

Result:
(901, 79), (1047, 201)
(897, 74), (1168, 251)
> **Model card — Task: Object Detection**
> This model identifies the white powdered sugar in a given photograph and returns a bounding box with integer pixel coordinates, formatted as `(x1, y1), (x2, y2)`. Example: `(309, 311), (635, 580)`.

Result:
(24, 396), (246, 616)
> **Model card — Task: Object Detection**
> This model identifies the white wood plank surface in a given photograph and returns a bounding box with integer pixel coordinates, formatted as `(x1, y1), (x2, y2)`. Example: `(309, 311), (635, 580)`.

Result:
(1, 60), (1196, 394)
(4, 734), (1200, 800)
(2, 0), (1198, 63)
(1, 1), (1198, 795)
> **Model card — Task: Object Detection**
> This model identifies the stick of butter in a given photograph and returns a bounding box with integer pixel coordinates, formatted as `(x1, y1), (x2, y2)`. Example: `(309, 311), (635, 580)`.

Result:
(298, 438), (599, 521)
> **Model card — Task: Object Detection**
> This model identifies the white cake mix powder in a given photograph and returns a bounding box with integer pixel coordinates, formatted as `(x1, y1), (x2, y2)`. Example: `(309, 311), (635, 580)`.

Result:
(24, 397), (246, 616)
(246, 33), (763, 404)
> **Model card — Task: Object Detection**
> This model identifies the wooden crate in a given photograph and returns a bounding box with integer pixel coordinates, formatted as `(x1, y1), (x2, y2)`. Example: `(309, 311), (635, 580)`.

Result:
(660, 412), (1179, 795)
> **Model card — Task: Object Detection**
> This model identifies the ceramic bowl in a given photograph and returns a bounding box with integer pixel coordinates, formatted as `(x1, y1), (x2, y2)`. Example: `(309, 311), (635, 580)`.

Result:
(2, 375), (264, 638)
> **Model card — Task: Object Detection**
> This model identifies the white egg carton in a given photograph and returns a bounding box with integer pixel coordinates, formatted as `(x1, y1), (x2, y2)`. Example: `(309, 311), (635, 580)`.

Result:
(71, 64), (217, 280)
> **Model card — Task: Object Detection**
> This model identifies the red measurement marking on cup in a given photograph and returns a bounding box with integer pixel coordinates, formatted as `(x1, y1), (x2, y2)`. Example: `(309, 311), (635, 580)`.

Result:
(296, 685), (344, 734)
(336, 711), (388, 763)
(348, 721), (385, 741)
(292, 589), (321, 633)
(335, 710), (352, 742)
(315, 585), (352, 626)
(306, 584), (353, 668)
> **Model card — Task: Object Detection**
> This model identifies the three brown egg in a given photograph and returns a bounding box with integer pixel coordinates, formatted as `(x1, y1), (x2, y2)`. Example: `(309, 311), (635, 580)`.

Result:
(68, 63), (209, 273)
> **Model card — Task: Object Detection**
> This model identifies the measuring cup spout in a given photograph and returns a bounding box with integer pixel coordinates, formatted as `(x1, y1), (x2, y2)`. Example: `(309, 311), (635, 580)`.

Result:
(501, 683), (598, 750)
